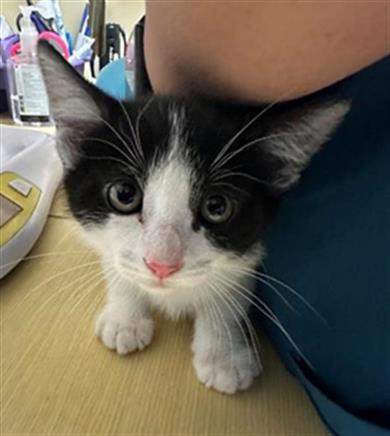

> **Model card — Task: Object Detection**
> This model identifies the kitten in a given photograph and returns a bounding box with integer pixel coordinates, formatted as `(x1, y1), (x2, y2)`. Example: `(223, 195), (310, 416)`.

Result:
(38, 41), (349, 394)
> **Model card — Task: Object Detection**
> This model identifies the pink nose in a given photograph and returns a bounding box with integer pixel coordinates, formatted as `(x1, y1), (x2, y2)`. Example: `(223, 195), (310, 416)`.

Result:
(144, 259), (182, 279)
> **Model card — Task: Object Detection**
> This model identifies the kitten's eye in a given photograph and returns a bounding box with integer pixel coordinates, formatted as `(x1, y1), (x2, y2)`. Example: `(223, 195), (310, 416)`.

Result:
(201, 194), (234, 224)
(106, 181), (142, 214)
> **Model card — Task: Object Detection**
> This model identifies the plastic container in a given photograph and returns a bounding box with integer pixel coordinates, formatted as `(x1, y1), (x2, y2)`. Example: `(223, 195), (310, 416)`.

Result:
(6, 7), (51, 126)
(0, 39), (87, 115)
(0, 125), (63, 279)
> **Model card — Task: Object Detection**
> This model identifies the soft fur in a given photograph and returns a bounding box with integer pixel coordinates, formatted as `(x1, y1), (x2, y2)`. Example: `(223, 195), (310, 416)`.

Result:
(38, 41), (349, 394)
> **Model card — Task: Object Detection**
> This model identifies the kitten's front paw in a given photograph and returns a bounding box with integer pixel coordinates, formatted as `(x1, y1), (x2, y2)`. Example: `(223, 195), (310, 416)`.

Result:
(193, 347), (262, 394)
(95, 309), (154, 355)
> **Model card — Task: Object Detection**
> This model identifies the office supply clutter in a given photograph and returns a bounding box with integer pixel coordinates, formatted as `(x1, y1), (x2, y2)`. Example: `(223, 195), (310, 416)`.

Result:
(6, 6), (52, 125)
(1, 0), (134, 122)
(1, 1), (94, 122)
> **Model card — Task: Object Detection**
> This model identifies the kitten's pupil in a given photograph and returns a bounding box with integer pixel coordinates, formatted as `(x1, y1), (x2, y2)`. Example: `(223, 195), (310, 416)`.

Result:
(208, 196), (226, 216)
(117, 183), (136, 204)
(202, 195), (234, 224)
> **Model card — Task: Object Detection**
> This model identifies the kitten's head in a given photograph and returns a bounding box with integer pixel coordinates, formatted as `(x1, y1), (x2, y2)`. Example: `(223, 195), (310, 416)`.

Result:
(38, 42), (349, 298)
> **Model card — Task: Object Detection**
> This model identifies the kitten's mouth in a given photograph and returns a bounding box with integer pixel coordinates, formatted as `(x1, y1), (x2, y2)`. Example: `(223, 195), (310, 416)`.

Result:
(137, 279), (179, 294)
(115, 257), (209, 293)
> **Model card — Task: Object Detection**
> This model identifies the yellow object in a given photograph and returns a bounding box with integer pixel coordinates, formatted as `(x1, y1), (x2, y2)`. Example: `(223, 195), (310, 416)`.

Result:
(0, 171), (41, 247)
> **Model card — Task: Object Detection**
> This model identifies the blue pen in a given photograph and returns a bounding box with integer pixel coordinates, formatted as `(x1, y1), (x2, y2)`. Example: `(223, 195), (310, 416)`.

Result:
(79, 3), (88, 32)
(31, 11), (54, 33)
(75, 2), (91, 51)
(30, 12), (44, 32)
(66, 32), (73, 55)
(79, 2), (91, 37)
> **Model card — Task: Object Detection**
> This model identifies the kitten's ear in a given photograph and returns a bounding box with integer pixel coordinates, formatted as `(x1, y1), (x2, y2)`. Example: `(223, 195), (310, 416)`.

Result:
(37, 40), (112, 168)
(261, 99), (350, 192)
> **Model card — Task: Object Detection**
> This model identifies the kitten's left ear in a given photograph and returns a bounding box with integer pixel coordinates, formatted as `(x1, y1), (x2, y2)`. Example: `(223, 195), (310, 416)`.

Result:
(261, 99), (350, 192)
(38, 40), (115, 168)
(37, 40), (110, 127)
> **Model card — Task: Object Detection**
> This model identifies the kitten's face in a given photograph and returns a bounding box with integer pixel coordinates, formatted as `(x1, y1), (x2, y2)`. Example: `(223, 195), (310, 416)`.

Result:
(65, 101), (275, 294)
(38, 42), (349, 296)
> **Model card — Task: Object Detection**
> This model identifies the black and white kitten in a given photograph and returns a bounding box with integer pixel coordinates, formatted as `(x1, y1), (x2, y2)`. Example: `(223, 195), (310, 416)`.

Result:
(38, 42), (348, 394)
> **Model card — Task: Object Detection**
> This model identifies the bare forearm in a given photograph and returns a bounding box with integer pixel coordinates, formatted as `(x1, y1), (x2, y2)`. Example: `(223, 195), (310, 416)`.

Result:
(145, 1), (389, 102)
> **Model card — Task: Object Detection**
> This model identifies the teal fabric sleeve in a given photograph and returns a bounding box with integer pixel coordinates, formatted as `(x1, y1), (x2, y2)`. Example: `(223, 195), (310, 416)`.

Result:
(260, 56), (390, 435)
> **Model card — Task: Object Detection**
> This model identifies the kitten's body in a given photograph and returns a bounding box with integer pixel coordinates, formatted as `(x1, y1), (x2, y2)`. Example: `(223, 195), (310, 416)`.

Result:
(38, 42), (349, 393)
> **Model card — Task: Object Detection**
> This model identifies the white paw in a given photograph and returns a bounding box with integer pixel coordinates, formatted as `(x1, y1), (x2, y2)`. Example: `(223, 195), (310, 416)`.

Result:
(95, 309), (154, 355)
(193, 347), (262, 394)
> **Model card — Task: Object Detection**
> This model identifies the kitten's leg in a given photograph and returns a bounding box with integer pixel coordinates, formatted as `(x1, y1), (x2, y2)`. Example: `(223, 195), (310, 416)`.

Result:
(192, 298), (262, 394)
(95, 270), (154, 355)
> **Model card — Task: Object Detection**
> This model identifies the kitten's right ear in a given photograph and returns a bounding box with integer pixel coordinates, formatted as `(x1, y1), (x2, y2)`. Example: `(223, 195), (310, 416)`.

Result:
(38, 40), (110, 168)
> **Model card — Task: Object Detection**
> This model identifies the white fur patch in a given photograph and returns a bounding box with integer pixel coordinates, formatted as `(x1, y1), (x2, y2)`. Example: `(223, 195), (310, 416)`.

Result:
(143, 147), (192, 237)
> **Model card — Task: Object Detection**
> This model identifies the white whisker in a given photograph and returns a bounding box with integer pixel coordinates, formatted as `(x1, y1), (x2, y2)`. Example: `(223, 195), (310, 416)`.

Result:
(66, 269), (110, 319)
(210, 101), (280, 171)
(80, 103), (139, 166)
(211, 169), (269, 187)
(0, 250), (93, 271)
(118, 99), (145, 168)
(212, 133), (282, 173)
(239, 266), (327, 325)
(227, 266), (297, 313)
(83, 137), (142, 175)
(210, 86), (300, 172)
(214, 283), (261, 364)
(136, 96), (154, 159)
(208, 293), (235, 369)
(209, 282), (261, 369)
(18, 260), (102, 305)
(214, 272), (313, 369)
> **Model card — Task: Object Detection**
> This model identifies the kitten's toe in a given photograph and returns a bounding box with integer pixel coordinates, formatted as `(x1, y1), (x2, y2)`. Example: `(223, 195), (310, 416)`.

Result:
(193, 347), (262, 394)
(95, 310), (154, 355)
